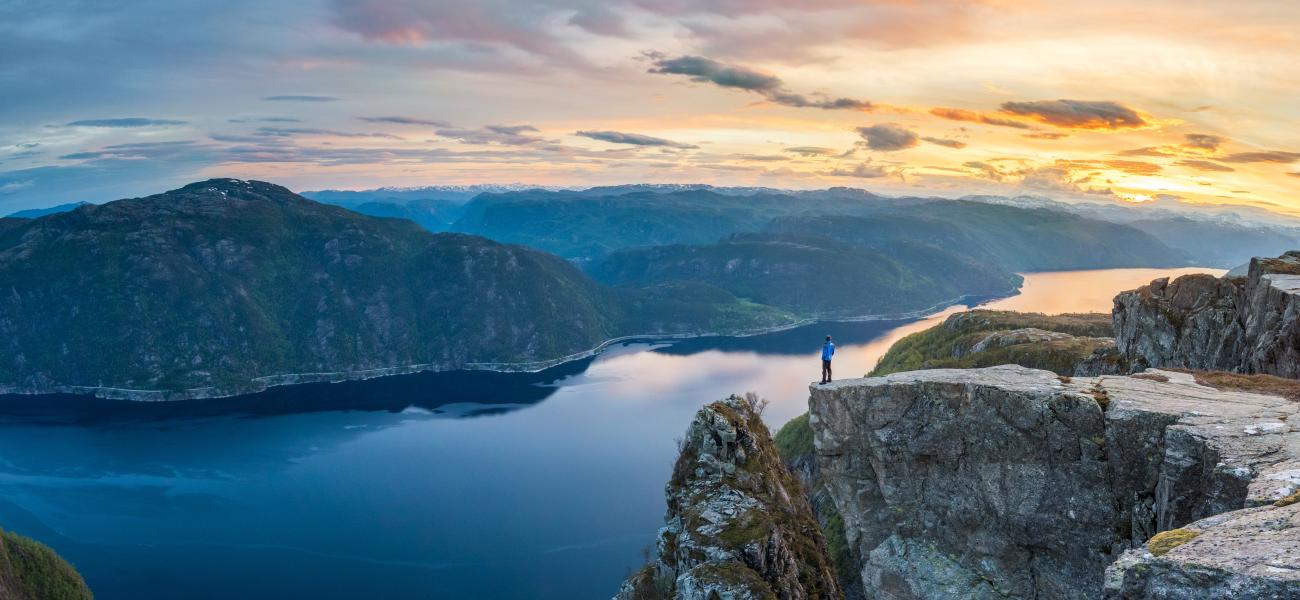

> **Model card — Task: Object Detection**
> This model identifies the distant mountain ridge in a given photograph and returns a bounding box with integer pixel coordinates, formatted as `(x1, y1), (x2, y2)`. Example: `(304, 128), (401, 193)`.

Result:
(11, 183), (1280, 268)
(301, 183), (573, 204)
(4, 201), (89, 219)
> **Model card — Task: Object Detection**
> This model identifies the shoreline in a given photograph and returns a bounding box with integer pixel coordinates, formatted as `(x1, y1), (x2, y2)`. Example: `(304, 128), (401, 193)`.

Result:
(0, 289), (1016, 403)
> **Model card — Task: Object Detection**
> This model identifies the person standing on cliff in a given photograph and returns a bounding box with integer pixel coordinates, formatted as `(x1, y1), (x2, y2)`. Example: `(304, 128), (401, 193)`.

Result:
(820, 335), (835, 384)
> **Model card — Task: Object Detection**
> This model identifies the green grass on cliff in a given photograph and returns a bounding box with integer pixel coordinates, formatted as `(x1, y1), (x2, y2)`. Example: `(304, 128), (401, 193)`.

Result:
(774, 412), (814, 459)
(870, 310), (1114, 377)
(0, 529), (92, 600)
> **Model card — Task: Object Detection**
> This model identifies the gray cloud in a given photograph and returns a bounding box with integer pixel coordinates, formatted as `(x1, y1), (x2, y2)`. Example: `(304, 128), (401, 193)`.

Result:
(829, 161), (889, 178)
(922, 136), (965, 149)
(1219, 151), (1300, 164)
(435, 125), (545, 145)
(1183, 133), (1223, 151)
(358, 116), (450, 126)
(59, 141), (206, 161)
(998, 99), (1146, 129)
(256, 127), (405, 140)
(575, 130), (697, 149)
(67, 118), (188, 128)
(648, 54), (871, 111)
(568, 4), (629, 36)
(1174, 159), (1234, 172)
(783, 146), (837, 157)
(229, 117), (303, 123)
(856, 124), (918, 151)
(263, 95), (339, 102)
(963, 161), (1010, 181)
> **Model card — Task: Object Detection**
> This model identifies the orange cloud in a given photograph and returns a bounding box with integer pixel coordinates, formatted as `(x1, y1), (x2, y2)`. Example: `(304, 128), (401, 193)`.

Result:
(930, 107), (1030, 129)
(1175, 159), (1234, 172)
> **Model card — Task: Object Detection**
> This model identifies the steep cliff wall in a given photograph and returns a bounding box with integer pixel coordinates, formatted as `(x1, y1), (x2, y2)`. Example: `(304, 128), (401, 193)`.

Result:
(1114, 251), (1300, 377)
(616, 395), (841, 600)
(809, 366), (1300, 599)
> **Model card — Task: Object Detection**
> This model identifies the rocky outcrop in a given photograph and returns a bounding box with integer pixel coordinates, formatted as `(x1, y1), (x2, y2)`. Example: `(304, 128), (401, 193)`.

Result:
(616, 395), (841, 600)
(964, 327), (1075, 355)
(871, 310), (1120, 378)
(1114, 251), (1300, 377)
(809, 366), (1300, 600)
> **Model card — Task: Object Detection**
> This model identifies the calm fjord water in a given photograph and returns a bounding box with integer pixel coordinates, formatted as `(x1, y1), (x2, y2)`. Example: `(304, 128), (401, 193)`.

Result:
(0, 268), (1219, 599)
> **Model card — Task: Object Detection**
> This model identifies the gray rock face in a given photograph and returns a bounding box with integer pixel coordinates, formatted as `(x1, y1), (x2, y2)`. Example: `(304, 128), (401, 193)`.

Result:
(1114, 251), (1300, 377)
(809, 366), (1300, 600)
(1104, 503), (1300, 599)
(616, 395), (840, 600)
(965, 327), (1075, 356)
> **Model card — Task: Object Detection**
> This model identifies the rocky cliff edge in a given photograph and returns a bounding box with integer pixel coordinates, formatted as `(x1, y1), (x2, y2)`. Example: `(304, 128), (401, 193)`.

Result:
(809, 365), (1300, 600)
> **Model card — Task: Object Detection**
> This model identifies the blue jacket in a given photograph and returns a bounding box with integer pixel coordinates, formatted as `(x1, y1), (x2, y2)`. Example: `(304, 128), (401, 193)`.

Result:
(821, 342), (835, 361)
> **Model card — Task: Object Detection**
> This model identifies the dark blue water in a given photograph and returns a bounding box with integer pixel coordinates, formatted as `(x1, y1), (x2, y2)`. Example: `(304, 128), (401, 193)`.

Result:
(0, 268), (1220, 599)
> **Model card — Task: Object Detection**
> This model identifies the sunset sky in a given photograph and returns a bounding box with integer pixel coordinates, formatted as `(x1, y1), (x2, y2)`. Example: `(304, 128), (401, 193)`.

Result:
(2, 0), (1298, 214)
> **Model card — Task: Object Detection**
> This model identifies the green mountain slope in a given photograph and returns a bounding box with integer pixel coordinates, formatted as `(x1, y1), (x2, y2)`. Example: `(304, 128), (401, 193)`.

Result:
(450, 188), (911, 260)
(0, 181), (631, 396)
(768, 201), (1189, 271)
(591, 233), (1022, 317)
(344, 198), (464, 232)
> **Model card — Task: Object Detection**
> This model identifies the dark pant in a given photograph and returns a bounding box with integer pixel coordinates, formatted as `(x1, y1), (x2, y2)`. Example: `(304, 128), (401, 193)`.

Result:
(822, 359), (832, 382)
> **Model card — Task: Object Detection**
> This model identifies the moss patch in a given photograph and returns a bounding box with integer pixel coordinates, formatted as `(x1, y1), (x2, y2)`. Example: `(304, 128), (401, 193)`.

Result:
(1131, 372), (1170, 383)
(1147, 528), (1199, 556)
(1090, 382), (1111, 410)
(0, 529), (93, 600)
(1274, 491), (1300, 508)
